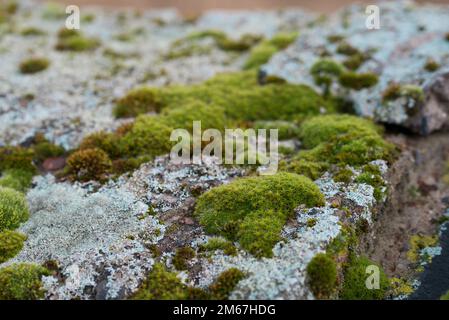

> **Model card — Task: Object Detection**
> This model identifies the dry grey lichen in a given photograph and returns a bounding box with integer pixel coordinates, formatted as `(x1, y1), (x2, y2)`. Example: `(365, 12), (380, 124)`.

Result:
(262, 1), (449, 134)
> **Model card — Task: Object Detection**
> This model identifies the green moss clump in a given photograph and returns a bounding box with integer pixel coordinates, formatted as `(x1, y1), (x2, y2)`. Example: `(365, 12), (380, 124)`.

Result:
(424, 58), (440, 72)
(161, 100), (226, 132)
(114, 70), (330, 122)
(55, 29), (100, 52)
(113, 87), (161, 118)
(342, 53), (367, 71)
(306, 253), (337, 299)
(19, 57), (50, 74)
(441, 290), (449, 300)
(0, 187), (29, 232)
(298, 114), (382, 149)
(20, 27), (46, 36)
(339, 72), (378, 90)
(169, 30), (262, 59)
(0, 230), (26, 263)
(132, 263), (190, 300)
(244, 32), (298, 70)
(120, 115), (174, 158)
(79, 131), (121, 159)
(340, 256), (389, 300)
(0, 263), (50, 300)
(336, 42), (360, 56)
(0, 146), (35, 172)
(66, 148), (112, 182)
(310, 59), (345, 95)
(33, 139), (65, 162)
(42, 2), (65, 20)
(0, 169), (34, 192)
(285, 115), (395, 180)
(253, 120), (299, 140)
(209, 268), (245, 300)
(172, 247), (195, 271)
(237, 209), (285, 257)
(195, 172), (324, 257)
(334, 168), (354, 184)
(199, 237), (237, 256)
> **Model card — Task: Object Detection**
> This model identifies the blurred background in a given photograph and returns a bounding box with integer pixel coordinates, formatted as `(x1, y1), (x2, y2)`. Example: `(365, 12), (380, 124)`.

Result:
(39, 0), (449, 16)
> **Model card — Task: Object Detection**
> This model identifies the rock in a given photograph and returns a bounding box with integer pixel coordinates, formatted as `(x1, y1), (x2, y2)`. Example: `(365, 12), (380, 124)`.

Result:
(42, 157), (66, 171)
(261, 1), (449, 134)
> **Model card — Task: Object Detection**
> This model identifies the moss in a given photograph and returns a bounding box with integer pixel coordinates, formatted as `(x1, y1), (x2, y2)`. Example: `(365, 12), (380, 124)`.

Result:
(19, 57), (50, 74)
(195, 172), (324, 257)
(20, 27), (46, 36)
(42, 2), (65, 20)
(33, 140), (65, 163)
(113, 87), (162, 118)
(342, 53), (367, 71)
(339, 72), (379, 90)
(57, 28), (80, 39)
(169, 30), (262, 59)
(0, 146), (35, 172)
(355, 164), (385, 201)
(310, 59), (345, 95)
(120, 115), (174, 158)
(237, 209), (285, 258)
(327, 34), (345, 43)
(340, 256), (389, 300)
(66, 148), (112, 182)
(306, 218), (317, 228)
(0, 230), (26, 263)
(407, 234), (438, 263)
(253, 120), (299, 140)
(306, 253), (337, 299)
(382, 83), (424, 104)
(114, 71), (330, 122)
(172, 247), (195, 271)
(424, 58), (440, 72)
(0, 187), (29, 232)
(244, 32), (298, 70)
(334, 168), (354, 184)
(56, 35), (100, 52)
(161, 100), (226, 132)
(389, 277), (414, 297)
(55, 29), (100, 52)
(441, 290), (449, 300)
(132, 263), (189, 300)
(243, 43), (278, 70)
(299, 114), (382, 150)
(0, 263), (49, 300)
(209, 268), (245, 300)
(285, 115), (394, 179)
(199, 237), (237, 256)
(336, 42), (360, 56)
(0, 169), (34, 192)
(217, 34), (262, 52)
(79, 131), (121, 159)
